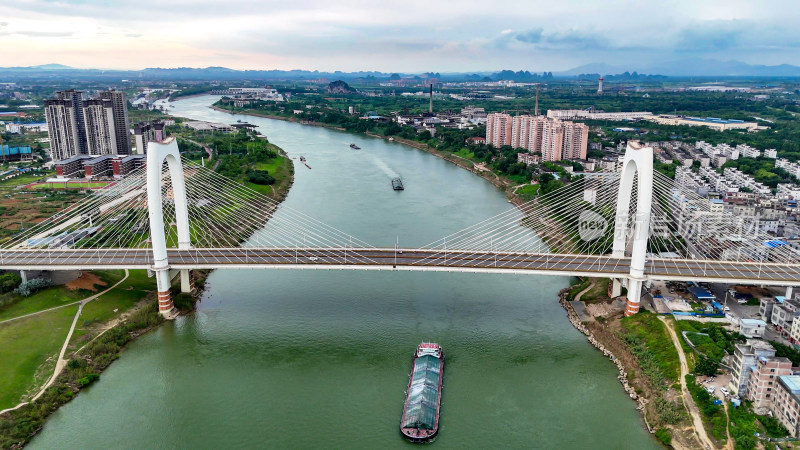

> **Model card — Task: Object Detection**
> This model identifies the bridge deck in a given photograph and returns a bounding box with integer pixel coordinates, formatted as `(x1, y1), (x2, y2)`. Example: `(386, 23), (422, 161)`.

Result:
(1, 248), (799, 285)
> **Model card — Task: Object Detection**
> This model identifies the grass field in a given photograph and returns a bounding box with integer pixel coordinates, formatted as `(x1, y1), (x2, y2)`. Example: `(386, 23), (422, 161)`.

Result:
(0, 304), (78, 410)
(253, 152), (292, 199)
(71, 270), (155, 343)
(29, 182), (109, 190)
(0, 269), (156, 410)
(454, 148), (476, 160)
(0, 172), (53, 187)
(515, 183), (540, 200)
(0, 271), (123, 322)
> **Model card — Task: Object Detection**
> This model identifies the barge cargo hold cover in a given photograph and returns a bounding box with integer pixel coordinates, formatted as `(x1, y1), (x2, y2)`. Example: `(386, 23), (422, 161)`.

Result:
(400, 343), (444, 442)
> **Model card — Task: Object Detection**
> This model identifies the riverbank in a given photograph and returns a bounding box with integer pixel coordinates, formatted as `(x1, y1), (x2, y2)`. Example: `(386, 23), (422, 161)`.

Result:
(209, 105), (346, 131)
(558, 285), (707, 449)
(0, 145), (295, 447)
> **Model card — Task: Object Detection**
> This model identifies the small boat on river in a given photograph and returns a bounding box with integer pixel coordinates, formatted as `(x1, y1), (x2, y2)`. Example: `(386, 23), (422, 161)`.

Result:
(392, 178), (404, 190)
(400, 343), (444, 442)
(350, 144), (360, 149)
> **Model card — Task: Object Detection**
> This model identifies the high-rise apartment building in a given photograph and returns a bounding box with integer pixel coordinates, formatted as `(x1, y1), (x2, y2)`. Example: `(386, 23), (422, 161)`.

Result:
(561, 120), (589, 160)
(100, 90), (131, 155)
(487, 114), (588, 162)
(540, 120), (565, 161)
(82, 99), (117, 155)
(54, 89), (88, 155)
(44, 89), (131, 162)
(133, 120), (166, 155)
(486, 113), (512, 147)
(44, 98), (82, 161)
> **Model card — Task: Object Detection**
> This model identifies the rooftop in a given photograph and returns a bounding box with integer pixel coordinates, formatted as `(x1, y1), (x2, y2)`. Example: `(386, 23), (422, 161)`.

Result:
(779, 375), (800, 395)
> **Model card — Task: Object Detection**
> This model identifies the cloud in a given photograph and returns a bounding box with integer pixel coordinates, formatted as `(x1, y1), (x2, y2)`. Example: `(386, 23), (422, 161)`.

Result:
(490, 27), (613, 51)
(514, 28), (543, 44)
(15, 30), (73, 37)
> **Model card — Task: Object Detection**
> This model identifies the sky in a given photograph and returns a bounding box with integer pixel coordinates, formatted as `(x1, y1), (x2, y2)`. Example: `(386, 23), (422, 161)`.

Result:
(1, 0), (800, 72)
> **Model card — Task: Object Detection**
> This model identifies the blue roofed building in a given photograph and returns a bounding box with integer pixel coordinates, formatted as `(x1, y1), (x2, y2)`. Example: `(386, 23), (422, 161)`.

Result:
(0, 145), (33, 162)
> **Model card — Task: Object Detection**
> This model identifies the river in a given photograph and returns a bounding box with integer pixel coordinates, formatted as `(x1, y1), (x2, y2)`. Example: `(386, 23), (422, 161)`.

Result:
(29, 96), (657, 449)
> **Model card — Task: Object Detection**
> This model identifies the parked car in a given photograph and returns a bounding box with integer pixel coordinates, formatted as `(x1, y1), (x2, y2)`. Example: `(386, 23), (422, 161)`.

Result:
(720, 387), (729, 396)
(707, 386), (716, 394)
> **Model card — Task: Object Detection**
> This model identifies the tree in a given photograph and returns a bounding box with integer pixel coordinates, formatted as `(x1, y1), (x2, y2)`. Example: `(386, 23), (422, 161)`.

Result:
(694, 355), (718, 377)
(0, 272), (21, 293)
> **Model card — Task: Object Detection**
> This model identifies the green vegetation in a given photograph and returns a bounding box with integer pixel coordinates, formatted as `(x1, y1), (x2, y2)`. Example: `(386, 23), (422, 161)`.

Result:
(723, 157), (799, 188)
(30, 182), (109, 190)
(514, 184), (539, 200)
(654, 427), (672, 446)
(685, 374), (728, 442)
(0, 272), (21, 293)
(677, 320), (744, 371)
(0, 304), (78, 410)
(176, 128), (292, 199)
(620, 312), (679, 383)
(0, 271), (124, 321)
(770, 341), (800, 366)
(169, 83), (215, 100)
(0, 303), (164, 448)
(0, 171), (53, 187)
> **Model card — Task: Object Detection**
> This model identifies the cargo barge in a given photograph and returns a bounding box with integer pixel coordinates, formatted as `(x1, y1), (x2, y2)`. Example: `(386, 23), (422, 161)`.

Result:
(400, 343), (444, 442)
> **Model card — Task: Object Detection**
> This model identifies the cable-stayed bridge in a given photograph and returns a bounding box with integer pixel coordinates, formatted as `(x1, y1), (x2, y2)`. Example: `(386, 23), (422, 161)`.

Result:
(2, 139), (799, 318)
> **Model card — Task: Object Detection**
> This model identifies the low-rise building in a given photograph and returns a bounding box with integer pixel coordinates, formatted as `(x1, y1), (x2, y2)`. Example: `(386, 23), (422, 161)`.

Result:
(729, 341), (776, 396)
(772, 300), (800, 337)
(790, 317), (800, 345)
(83, 155), (115, 178)
(517, 152), (540, 166)
(111, 154), (147, 178)
(54, 155), (94, 177)
(746, 356), (793, 411)
(0, 145), (33, 162)
(740, 318), (767, 338)
(773, 375), (800, 437)
(649, 115), (760, 131)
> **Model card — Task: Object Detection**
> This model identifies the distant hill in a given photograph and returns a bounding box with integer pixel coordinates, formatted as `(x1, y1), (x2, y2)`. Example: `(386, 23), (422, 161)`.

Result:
(327, 80), (356, 94)
(2, 59), (800, 81)
(558, 58), (800, 78)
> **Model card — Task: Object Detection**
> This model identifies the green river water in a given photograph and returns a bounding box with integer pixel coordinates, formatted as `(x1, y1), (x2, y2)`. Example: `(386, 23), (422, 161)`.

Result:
(29, 96), (658, 449)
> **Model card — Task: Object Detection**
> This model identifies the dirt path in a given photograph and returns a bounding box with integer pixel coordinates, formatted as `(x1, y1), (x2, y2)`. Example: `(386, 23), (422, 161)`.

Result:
(660, 316), (716, 449)
(0, 270), (130, 415)
(722, 401), (733, 449)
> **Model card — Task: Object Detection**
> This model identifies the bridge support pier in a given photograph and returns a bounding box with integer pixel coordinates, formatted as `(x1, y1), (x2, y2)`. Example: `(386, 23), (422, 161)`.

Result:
(624, 277), (645, 316)
(609, 278), (622, 298)
(788, 286), (795, 300)
(180, 269), (194, 293)
(155, 268), (178, 319)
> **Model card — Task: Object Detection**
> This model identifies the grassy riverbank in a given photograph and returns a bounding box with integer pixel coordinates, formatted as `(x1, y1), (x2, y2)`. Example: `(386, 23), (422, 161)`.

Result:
(0, 141), (295, 447)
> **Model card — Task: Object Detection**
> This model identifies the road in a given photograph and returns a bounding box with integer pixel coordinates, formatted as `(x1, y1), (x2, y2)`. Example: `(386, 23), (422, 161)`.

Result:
(660, 316), (716, 450)
(1, 248), (800, 285)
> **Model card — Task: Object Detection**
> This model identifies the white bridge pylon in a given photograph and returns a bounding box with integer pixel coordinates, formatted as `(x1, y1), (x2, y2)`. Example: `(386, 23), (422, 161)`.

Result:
(611, 141), (654, 316)
(147, 138), (190, 317)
